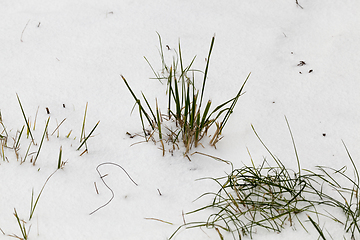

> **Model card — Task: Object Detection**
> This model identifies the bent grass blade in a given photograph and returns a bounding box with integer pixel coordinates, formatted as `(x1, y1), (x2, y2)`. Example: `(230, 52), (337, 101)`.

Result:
(77, 121), (100, 151)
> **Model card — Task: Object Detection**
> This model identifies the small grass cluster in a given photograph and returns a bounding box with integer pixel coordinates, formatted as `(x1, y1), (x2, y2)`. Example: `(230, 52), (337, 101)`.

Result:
(170, 119), (359, 240)
(123, 33), (250, 156)
(1, 95), (100, 239)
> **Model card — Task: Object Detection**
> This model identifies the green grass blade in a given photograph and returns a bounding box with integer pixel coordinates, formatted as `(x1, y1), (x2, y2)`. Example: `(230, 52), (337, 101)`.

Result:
(80, 102), (88, 155)
(33, 117), (50, 165)
(156, 31), (169, 73)
(57, 146), (62, 169)
(199, 34), (215, 108)
(16, 93), (35, 144)
(285, 116), (301, 176)
(308, 215), (326, 240)
(156, 99), (162, 140)
(144, 56), (162, 82)
(15, 125), (25, 149)
(77, 121), (100, 151)
(200, 100), (212, 130)
(14, 208), (27, 239)
(141, 92), (156, 126)
(219, 72), (250, 134)
(122, 75), (153, 129)
(29, 170), (57, 220)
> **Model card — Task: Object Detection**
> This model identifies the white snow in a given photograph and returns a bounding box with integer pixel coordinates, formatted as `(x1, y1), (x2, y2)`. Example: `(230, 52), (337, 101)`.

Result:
(0, 0), (359, 239)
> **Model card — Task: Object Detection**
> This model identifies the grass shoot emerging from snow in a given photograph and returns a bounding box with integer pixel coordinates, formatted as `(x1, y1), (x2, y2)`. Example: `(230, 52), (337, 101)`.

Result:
(1, 95), (99, 238)
(122, 33), (250, 156)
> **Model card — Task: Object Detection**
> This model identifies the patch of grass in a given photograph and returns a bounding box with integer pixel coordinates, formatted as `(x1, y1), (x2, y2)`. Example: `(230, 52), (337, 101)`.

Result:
(123, 33), (250, 156)
(304, 141), (360, 239)
(1, 96), (99, 238)
(170, 119), (359, 240)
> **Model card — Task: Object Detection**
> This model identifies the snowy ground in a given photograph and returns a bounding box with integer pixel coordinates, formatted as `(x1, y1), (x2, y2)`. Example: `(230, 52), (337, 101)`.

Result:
(0, 0), (360, 239)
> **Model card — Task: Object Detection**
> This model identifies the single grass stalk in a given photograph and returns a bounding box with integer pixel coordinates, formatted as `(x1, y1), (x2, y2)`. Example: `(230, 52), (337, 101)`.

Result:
(22, 141), (32, 164)
(80, 103), (88, 142)
(51, 118), (66, 136)
(122, 75), (155, 132)
(66, 130), (72, 138)
(80, 103), (89, 151)
(144, 217), (173, 225)
(199, 34), (215, 107)
(29, 170), (58, 220)
(13, 208), (29, 240)
(308, 215), (326, 240)
(15, 126), (25, 150)
(1, 144), (5, 162)
(77, 121), (100, 151)
(57, 146), (62, 169)
(16, 94), (35, 144)
(33, 106), (39, 131)
(32, 117), (50, 166)
(285, 116), (301, 176)
(0, 110), (8, 146)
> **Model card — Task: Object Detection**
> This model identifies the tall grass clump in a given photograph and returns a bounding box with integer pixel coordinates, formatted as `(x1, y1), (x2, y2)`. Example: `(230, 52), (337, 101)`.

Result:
(122, 33), (250, 155)
(171, 160), (322, 239)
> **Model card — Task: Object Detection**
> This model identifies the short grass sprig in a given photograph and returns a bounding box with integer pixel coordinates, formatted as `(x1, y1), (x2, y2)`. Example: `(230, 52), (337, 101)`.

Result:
(16, 94), (35, 144)
(77, 120), (100, 151)
(308, 215), (326, 240)
(32, 117), (50, 166)
(12, 208), (30, 240)
(15, 126), (25, 151)
(80, 103), (88, 142)
(22, 141), (32, 164)
(29, 169), (58, 220)
(57, 146), (63, 169)
(0, 110), (8, 146)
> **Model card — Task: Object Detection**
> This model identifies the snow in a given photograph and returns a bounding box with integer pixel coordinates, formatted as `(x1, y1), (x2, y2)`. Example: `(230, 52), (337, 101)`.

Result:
(1, 0), (360, 239)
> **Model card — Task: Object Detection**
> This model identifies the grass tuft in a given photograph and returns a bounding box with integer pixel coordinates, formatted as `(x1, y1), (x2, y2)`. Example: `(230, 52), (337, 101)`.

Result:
(170, 119), (360, 240)
(123, 34), (250, 155)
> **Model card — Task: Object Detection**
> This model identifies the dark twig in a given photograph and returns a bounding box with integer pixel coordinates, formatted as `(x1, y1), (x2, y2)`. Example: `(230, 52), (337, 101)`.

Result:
(296, 0), (303, 9)
(89, 162), (138, 215)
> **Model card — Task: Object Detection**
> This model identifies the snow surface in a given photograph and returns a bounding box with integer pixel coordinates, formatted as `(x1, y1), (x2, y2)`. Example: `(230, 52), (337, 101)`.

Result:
(0, 0), (360, 239)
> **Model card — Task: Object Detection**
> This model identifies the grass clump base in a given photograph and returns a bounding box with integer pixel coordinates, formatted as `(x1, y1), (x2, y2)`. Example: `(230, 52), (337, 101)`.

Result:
(123, 33), (250, 156)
